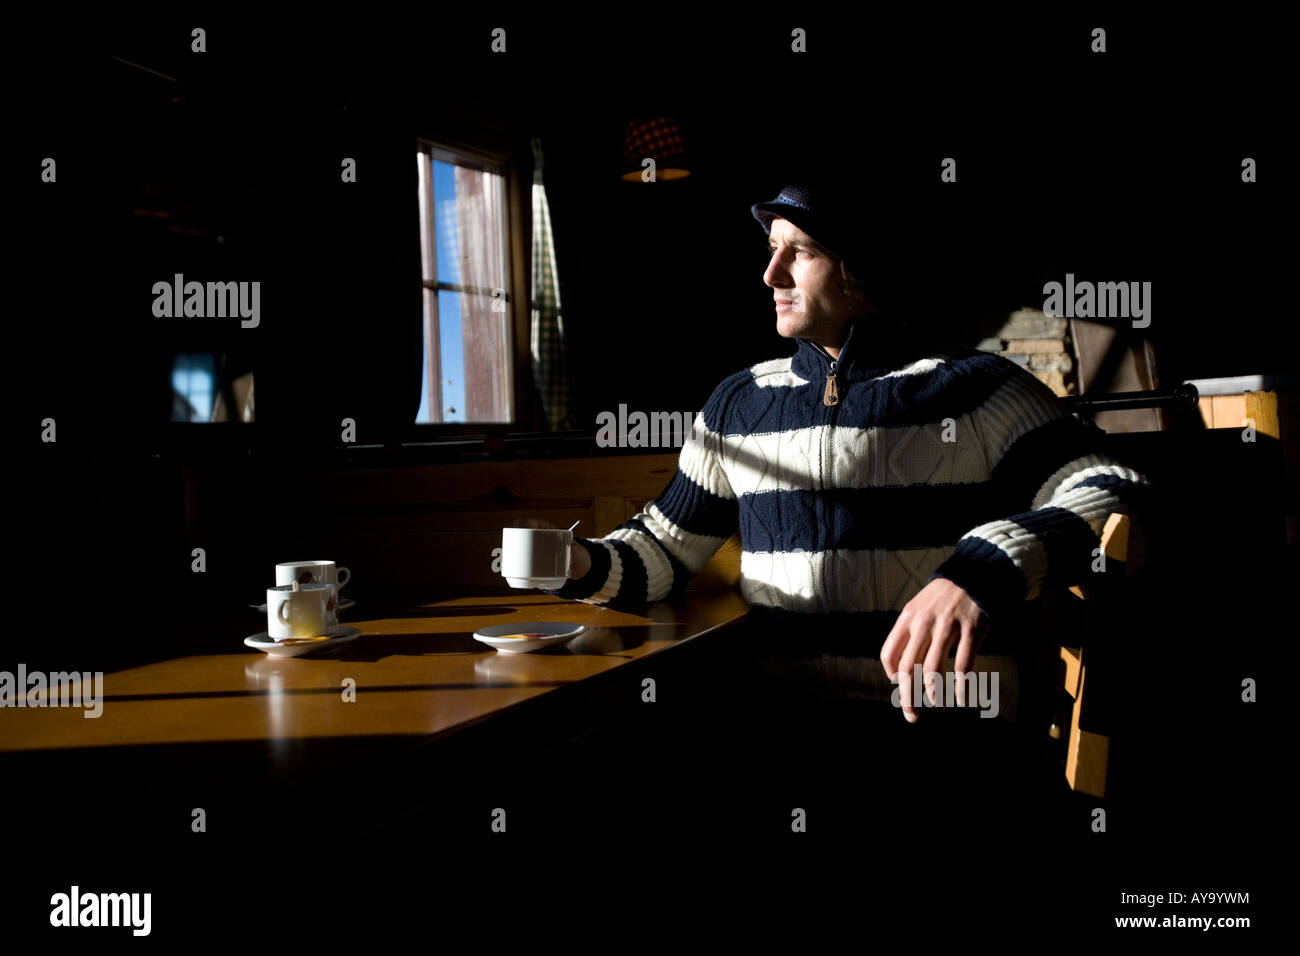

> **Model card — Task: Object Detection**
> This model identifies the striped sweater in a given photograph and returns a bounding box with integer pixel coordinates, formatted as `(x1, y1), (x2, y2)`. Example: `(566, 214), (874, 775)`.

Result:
(546, 319), (1151, 637)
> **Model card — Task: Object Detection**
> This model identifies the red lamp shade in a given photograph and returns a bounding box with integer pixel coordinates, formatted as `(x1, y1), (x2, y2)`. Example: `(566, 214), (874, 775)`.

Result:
(622, 117), (690, 182)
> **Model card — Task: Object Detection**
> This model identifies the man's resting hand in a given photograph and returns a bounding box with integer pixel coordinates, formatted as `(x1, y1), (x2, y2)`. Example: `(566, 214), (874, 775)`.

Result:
(879, 577), (989, 723)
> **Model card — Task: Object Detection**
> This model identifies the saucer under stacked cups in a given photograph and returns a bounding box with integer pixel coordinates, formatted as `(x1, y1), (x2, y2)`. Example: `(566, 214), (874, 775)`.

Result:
(245, 560), (362, 657)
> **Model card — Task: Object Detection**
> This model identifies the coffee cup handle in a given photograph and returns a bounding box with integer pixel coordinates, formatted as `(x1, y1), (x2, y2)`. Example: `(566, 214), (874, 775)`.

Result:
(336, 567), (351, 589)
(278, 602), (292, 625)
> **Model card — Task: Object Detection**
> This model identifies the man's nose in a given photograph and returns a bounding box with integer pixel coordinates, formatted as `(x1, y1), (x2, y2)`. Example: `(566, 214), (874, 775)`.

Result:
(763, 255), (792, 288)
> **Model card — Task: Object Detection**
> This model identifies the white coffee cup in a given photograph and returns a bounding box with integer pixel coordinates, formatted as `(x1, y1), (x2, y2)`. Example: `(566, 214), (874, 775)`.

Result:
(500, 528), (573, 589)
(276, 560), (350, 591)
(267, 583), (332, 640)
(276, 561), (350, 625)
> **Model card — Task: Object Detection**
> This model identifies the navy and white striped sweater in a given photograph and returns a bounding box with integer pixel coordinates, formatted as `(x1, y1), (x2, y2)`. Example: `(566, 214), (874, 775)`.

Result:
(547, 320), (1150, 639)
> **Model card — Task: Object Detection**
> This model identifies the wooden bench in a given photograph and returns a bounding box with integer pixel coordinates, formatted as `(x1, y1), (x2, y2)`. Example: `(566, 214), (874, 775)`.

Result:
(1051, 512), (1130, 798)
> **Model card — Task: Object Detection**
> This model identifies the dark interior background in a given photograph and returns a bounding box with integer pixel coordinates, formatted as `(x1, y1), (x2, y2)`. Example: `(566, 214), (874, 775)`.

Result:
(1, 13), (1287, 931)
(6, 11), (1286, 669)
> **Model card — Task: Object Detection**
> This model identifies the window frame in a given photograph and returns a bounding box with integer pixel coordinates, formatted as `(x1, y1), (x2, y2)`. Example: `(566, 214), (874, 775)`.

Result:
(413, 134), (540, 438)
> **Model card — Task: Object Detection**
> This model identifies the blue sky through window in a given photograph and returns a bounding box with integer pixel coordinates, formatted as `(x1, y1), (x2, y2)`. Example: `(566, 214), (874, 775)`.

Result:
(432, 160), (466, 422)
(171, 354), (214, 422)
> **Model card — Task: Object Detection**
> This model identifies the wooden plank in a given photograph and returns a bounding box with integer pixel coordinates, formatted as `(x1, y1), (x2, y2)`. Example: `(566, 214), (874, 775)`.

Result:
(1244, 390), (1281, 440)
(592, 495), (629, 537)
(1058, 512), (1126, 797)
(1200, 391), (1279, 438)
(323, 452), (748, 602)
(335, 508), (591, 533)
(1211, 394), (1248, 432)
(1065, 727), (1110, 797)
(1066, 514), (1127, 600)
(329, 453), (679, 507)
(1101, 512), (1130, 562)
(1060, 646), (1081, 698)
(1198, 395), (1215, 428)
(1064, 661), (1110, 798)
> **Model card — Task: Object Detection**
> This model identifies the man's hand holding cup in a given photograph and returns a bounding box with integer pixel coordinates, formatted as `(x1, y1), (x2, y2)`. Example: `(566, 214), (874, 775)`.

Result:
(503, 518), (589, 587)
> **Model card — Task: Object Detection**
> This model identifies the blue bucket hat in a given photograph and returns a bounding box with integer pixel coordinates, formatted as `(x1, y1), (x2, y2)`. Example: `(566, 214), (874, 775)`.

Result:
(751, 177), (873, 282)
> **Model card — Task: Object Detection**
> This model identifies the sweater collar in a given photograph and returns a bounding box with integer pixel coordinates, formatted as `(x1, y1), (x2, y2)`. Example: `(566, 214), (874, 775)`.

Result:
(791, 318), (925, 383)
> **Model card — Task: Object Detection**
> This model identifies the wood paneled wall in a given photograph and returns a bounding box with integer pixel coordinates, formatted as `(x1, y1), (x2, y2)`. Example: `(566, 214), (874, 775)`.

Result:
(328, 453), (742, 602)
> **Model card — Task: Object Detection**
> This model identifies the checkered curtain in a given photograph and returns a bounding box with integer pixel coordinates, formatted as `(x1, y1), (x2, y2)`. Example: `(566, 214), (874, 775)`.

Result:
(530, 137), (573, 431)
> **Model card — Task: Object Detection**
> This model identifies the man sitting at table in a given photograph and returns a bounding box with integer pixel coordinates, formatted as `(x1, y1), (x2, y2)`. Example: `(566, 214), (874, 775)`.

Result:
(538, 169), (1152, 725)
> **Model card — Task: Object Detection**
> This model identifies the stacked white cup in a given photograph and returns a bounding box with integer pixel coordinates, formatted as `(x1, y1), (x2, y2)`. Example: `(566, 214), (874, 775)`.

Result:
(266, 561), (351, 640)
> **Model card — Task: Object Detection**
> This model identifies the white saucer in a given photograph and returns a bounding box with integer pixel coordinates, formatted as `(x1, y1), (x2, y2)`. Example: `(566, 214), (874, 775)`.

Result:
(473, 622), (584, 654)
(244, 626), (361, 658)
(251, 597), (355, 613)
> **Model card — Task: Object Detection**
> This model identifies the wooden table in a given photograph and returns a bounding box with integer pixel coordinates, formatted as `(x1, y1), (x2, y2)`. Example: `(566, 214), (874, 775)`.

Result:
(1, 587), (776, 932)
(0, 590), (751, 754)
(2, 588), (754, 860)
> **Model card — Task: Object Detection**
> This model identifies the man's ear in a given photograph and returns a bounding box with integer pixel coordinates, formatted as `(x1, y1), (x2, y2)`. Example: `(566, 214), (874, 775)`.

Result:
(843, 279), (872, 313)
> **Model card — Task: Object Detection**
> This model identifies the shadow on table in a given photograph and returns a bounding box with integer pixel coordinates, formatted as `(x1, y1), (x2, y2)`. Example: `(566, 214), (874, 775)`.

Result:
(306, 625), (650, 662)
(354, 603), (524, 620)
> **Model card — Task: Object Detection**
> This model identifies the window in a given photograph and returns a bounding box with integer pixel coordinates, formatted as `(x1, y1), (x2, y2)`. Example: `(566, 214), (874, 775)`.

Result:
(416, 142), (514, 424)
(168, 353), (255, 423)
(171, 353), (215, 422)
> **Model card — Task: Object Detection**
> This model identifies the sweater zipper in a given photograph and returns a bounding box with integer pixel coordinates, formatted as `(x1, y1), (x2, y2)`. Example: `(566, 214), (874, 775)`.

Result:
(823, 360), (839, 406)
(808, 341), (841, 406)
(809, 340), (844, 610)
(827, 370), (838, 610)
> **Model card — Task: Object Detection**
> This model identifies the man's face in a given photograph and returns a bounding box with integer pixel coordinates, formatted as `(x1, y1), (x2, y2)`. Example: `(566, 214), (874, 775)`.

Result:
(763, 218), (862, 349)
